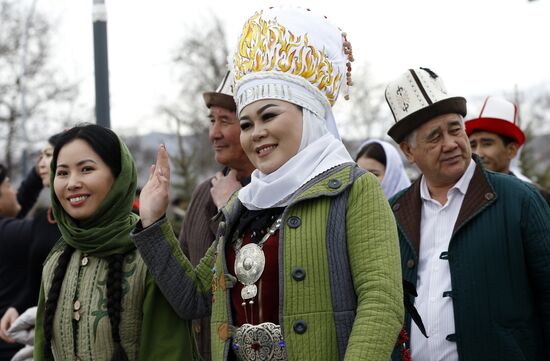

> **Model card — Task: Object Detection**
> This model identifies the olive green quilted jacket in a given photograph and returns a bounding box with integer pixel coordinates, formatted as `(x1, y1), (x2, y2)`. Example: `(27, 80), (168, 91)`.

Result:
(134, 163), (404, 361)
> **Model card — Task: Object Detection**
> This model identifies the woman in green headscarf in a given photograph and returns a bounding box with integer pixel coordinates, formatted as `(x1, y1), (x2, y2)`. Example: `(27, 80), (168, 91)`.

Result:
(34, 124), (197, 361)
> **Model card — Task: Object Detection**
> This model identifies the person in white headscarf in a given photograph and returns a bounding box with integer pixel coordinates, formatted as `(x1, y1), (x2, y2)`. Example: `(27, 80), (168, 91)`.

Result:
(355, 139), (411, 199)
(133, 6), (403, 361)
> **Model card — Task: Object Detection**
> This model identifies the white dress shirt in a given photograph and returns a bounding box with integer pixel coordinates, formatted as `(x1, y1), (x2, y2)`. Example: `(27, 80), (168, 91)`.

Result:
(410, 160), (476, 361)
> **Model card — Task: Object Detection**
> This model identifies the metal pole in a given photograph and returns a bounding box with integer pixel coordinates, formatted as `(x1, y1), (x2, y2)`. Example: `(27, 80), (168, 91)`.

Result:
(92, 0), (111, 128)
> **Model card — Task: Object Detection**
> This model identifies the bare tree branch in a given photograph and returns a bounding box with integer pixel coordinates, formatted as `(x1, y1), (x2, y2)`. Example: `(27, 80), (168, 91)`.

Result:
(158, 12), (229, 205)
(0, 0), (78, 175)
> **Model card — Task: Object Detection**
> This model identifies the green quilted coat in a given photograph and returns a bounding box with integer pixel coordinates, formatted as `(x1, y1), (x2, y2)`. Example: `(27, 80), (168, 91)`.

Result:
(134, 163), (404, 361)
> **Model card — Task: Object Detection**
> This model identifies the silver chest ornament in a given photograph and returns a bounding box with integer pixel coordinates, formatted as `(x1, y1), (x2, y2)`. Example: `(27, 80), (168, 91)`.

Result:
(234, 218), (282, 302)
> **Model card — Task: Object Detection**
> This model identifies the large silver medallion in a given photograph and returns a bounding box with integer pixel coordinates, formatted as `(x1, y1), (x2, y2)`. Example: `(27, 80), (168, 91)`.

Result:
(235, 243), (265, 286)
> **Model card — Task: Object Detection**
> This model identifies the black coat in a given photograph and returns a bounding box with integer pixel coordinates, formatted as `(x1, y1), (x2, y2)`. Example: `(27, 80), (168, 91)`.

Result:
(0, 169), (60, 361)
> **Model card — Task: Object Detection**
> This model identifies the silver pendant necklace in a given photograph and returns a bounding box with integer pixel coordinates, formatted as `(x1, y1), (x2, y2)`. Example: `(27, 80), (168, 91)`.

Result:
(234, 217), (282, 304)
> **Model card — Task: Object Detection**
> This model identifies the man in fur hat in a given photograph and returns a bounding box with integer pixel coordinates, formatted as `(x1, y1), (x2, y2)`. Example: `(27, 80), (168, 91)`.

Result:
(466, 96), (550, 205)
(178, 71), (254, 361)
(385, 67), (550, 361)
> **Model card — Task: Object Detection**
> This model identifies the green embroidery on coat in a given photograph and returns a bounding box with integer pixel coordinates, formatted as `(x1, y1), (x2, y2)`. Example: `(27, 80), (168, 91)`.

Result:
(91, 256), (137, 339)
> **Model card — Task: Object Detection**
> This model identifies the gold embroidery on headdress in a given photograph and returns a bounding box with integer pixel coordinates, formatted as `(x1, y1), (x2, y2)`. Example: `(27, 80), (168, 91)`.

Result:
(233, 11), (343, 105)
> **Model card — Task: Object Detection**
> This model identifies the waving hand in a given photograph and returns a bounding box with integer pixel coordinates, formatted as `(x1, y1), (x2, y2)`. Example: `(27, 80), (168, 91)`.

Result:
(139, 144), (171, 228)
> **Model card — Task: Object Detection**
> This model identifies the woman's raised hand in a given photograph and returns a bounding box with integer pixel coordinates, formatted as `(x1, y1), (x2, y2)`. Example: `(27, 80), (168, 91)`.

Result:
(0, 307), (18, 343)
(139, 144), (171, 228)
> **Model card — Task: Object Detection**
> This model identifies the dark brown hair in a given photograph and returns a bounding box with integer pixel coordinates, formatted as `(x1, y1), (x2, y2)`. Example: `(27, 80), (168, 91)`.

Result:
(355, 142), (387, 166)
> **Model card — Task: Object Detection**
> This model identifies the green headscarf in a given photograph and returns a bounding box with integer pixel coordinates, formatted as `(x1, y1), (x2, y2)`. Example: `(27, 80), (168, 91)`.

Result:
(50, 137), (139, 257)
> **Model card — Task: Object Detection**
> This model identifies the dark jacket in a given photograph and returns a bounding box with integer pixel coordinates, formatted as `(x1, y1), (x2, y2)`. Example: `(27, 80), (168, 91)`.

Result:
(0, 169), (43, 315)
(390, 157), (550, 361)
(510, 171), (550, 207)
(0, 170), (60, 361)
(179, 178), (219, 265)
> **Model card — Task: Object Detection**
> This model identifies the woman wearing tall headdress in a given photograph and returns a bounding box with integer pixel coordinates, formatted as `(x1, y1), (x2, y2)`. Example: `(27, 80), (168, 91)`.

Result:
(135, 7), (403, 361)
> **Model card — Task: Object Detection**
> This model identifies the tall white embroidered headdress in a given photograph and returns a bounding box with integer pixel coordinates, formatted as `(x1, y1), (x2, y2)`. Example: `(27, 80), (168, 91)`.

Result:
(230, 6), (355, 210)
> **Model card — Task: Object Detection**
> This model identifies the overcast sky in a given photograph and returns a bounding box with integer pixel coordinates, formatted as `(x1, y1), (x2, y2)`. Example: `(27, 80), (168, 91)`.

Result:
(37, 0), (550, 136)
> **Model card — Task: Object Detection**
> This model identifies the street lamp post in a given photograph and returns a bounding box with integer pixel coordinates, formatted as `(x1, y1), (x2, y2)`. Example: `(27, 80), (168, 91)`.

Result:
(92, 0), (111, 128)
